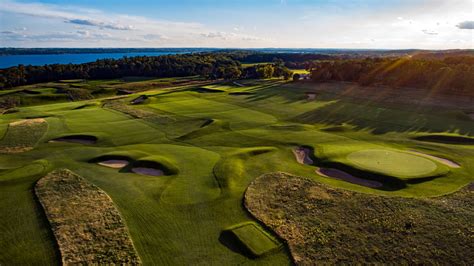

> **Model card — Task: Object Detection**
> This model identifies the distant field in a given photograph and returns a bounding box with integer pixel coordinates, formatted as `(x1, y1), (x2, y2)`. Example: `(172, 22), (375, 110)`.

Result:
(0, 77), (472, 264)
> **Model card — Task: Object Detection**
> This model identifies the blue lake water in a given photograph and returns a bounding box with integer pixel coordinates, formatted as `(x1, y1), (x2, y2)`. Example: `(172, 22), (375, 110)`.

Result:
(0, 52), (186, 68)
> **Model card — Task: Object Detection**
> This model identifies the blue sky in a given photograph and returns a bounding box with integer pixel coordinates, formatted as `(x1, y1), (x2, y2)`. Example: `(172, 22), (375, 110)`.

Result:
(0, 0), (472, 48)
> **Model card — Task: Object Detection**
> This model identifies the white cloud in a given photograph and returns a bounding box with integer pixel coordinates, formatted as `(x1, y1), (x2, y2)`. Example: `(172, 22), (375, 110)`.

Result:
(0, 0), (471, 49)
(456, 21), (474, 29)
(0, 0), (268, 47)
(422, 29), (438, 35)
(66, 19), (134, 31)
(76, 30), (90, 37)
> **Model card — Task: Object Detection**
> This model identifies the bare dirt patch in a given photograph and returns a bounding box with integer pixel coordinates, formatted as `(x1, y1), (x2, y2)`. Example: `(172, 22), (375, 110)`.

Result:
(35, 169), (141, 265)
(316, 167), (383, 188)
(292, 147), (313, 165)
(245, 172), (473, 265)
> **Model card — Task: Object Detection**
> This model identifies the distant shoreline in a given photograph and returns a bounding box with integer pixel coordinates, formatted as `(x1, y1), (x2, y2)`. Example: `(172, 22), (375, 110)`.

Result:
(3, 47), (470, 56)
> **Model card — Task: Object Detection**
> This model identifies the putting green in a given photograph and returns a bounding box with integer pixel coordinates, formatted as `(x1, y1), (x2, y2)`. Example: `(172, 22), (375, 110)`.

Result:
(347, 149), (439, 178)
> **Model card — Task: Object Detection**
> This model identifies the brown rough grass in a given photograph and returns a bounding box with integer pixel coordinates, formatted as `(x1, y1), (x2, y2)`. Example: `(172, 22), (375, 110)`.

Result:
(0, 118), (47, 154)
(35, 169), (141, 265)
(245, 172), (474, 265)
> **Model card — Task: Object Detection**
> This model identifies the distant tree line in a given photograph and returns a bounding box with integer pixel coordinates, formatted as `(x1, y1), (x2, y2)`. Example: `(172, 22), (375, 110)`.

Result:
(0, 53), (296, 89)
(242, 60), (293, 80)
(232, 52), (335, 63)
(310, 56), (474, 96)
(0, 54), (243, 88)
(0, 48), (215, 55)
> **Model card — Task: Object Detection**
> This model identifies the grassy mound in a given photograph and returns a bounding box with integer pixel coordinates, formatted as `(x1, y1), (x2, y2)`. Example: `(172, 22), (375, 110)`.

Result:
(220, 222), (281, 258)
(35, 169), (140, 264)
(346, 149), (441, 179)
(245, 172), (473, 265)
(0, 118), (48, 153)
(414, 134), (474, 145)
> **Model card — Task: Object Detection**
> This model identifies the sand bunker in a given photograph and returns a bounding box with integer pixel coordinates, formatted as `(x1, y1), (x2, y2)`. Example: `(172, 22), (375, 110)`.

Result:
(232, 81), (245, 87)
(192, 88), (224, 93)
(201, 119), (214, 128)
(414, 135), (474, 145)
(50, 135), (97, 145)
(409, 151), (460, 168)
(130, 95), (148, 105)
(229, 92), (254, 96)
(129, 160), (177, 176)
(98, 160), (129, 169)
(316, 167), (383, 188)
(131, 167), (164, 176)
(9, 118), (46, 126)
(293, 147), (314, 165)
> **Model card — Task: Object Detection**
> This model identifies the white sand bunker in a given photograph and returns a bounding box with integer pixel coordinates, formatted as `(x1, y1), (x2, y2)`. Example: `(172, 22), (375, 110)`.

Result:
(409, 151), (461, 168)
(316, 168), (383, 188)
(10, 118), (46, 126)
(293, 147), (314, 165)
(131, 167), (164, 176)
(98, 160), (129, 169)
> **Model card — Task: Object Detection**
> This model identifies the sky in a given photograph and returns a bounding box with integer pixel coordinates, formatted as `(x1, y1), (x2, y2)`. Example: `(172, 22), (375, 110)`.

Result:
(0, 0), (473, 49)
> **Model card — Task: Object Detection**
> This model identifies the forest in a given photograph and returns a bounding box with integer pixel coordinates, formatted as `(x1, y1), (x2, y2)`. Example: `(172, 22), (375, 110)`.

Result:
(0, 53), (295, 88)
(310, 56), (474, 96)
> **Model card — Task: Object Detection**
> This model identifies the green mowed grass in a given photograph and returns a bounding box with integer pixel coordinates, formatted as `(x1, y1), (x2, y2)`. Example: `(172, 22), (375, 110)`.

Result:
(346, 149), (440, 178)
(222, 222), (281, 258)
(0, 78), (473, 264)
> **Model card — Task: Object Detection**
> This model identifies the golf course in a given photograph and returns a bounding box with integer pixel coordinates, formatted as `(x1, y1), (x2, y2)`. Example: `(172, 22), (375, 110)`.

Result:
(0, 75), (473, 264)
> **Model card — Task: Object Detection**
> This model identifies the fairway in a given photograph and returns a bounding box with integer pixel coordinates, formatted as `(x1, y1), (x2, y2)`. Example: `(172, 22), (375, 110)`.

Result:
(0, 78), (473, 265)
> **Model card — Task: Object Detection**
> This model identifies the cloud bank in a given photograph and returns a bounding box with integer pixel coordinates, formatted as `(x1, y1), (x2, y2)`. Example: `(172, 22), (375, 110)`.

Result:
(456, 21), (474, 29)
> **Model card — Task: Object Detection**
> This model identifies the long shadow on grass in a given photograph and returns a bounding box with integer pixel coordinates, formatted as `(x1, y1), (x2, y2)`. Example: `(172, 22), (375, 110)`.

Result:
(291, 100), (474, 136)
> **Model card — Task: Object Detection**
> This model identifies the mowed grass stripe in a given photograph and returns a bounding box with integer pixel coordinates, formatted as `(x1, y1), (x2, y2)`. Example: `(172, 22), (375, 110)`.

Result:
(0, 161), (59, 265)
(35, 169), (141, 265)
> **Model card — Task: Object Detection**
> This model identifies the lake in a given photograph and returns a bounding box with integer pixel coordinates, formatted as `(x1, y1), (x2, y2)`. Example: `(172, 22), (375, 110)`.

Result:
(0, 52), (187, 68)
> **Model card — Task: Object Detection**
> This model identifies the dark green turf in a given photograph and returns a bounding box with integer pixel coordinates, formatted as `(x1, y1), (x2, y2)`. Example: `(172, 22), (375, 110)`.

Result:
(0, 78), (473, 264)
